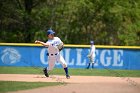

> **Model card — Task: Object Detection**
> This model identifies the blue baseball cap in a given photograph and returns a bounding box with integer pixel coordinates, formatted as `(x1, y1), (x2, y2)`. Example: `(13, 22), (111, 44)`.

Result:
(47, 29), (55, 35)
(90, 40), (94, 44)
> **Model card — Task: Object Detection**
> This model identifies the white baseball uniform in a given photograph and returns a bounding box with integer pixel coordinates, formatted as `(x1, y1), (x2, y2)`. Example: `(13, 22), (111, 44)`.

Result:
(46, 37), (67, 71)
(88, 44), (96, 63)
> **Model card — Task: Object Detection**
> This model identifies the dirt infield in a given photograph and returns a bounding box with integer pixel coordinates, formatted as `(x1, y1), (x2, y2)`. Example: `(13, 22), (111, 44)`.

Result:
(0, 74), (140, 93)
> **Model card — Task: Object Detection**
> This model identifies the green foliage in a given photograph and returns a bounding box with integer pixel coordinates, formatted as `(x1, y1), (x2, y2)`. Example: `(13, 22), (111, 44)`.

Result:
(0, 0), (140, 45)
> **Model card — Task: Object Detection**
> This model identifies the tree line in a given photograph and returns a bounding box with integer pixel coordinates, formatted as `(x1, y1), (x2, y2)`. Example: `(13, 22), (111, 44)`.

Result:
(0, 0), (140, 45)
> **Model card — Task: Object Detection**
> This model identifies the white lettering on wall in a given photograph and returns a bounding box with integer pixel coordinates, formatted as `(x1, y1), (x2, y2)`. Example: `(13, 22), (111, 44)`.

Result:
(113, 50), (123, 66)
(65, 48), (74, 65)
(40, 48), (48, 65)
(39, 48), (124, 68)
(76, 49), (86, 66)
(94, 50), (99, 66)
(100, 50), (112, 66)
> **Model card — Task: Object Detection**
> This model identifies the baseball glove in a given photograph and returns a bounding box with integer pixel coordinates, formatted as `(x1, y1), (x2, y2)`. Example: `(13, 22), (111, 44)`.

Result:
(56, 43), (64, 51)
(87, 54), (91, 58)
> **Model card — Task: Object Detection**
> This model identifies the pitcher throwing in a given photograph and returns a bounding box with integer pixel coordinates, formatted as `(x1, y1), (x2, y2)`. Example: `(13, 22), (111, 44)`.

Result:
(35, 29), (70, 79)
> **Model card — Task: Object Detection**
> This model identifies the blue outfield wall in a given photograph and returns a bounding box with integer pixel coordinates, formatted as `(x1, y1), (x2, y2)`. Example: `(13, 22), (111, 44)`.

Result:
(0, 43), (140, 70)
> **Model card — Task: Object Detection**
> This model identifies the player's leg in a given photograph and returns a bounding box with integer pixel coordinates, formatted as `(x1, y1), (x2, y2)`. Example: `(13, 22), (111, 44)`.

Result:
(43, 57), (55, 77)
(86, 62), (90, 69)
(43, 67), (49, 77)
(47, 58), (56, 71)
(87, 57), (93, 69)
(91, 57), (95, 69)
(91, 61), (94, 69)
(57, 54), (70, 79)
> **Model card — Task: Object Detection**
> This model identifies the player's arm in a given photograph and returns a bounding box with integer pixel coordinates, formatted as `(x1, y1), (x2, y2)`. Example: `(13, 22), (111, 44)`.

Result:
(35, 40), (49, 47)
(88, 51), (93, 57)
(60, 41), (64, 45)
(87, 48), (93, 57)
(58, 37), (64, 45)
(56, 37), (64, 51)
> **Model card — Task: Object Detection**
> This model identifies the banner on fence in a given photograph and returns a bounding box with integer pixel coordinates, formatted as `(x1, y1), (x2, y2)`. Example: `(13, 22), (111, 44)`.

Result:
(0, 45), (140, 70)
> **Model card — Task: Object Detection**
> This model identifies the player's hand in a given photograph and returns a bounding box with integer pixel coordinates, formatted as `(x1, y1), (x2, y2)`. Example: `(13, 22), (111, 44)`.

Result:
(87, 55), (90, 58)
(35, 40), (40, 44)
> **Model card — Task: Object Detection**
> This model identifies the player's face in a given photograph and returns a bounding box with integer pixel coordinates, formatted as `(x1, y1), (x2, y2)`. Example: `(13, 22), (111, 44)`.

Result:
(47, 34), (54, 39)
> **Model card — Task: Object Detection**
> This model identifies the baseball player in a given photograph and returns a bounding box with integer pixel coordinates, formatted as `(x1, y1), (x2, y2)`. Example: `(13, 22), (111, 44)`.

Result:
(35, 29), (70, 79)
(86, 40), (96, 69)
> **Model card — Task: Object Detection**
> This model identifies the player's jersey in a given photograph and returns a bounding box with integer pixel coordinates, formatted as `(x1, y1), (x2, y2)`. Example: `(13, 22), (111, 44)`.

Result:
(46, 37), (62, 54)
(89, 45), (96, 57)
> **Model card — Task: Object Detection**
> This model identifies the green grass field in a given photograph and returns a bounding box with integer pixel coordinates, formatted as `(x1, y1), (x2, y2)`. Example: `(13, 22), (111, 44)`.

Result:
(0, 81), (61, 93)
(0, 66), (140, 92)
(0, 66), (140, 77)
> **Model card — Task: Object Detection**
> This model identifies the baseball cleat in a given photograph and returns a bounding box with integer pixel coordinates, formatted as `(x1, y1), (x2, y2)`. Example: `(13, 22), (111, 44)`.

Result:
(43, 68), (49, 77)
(66, 75), (70, 79)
